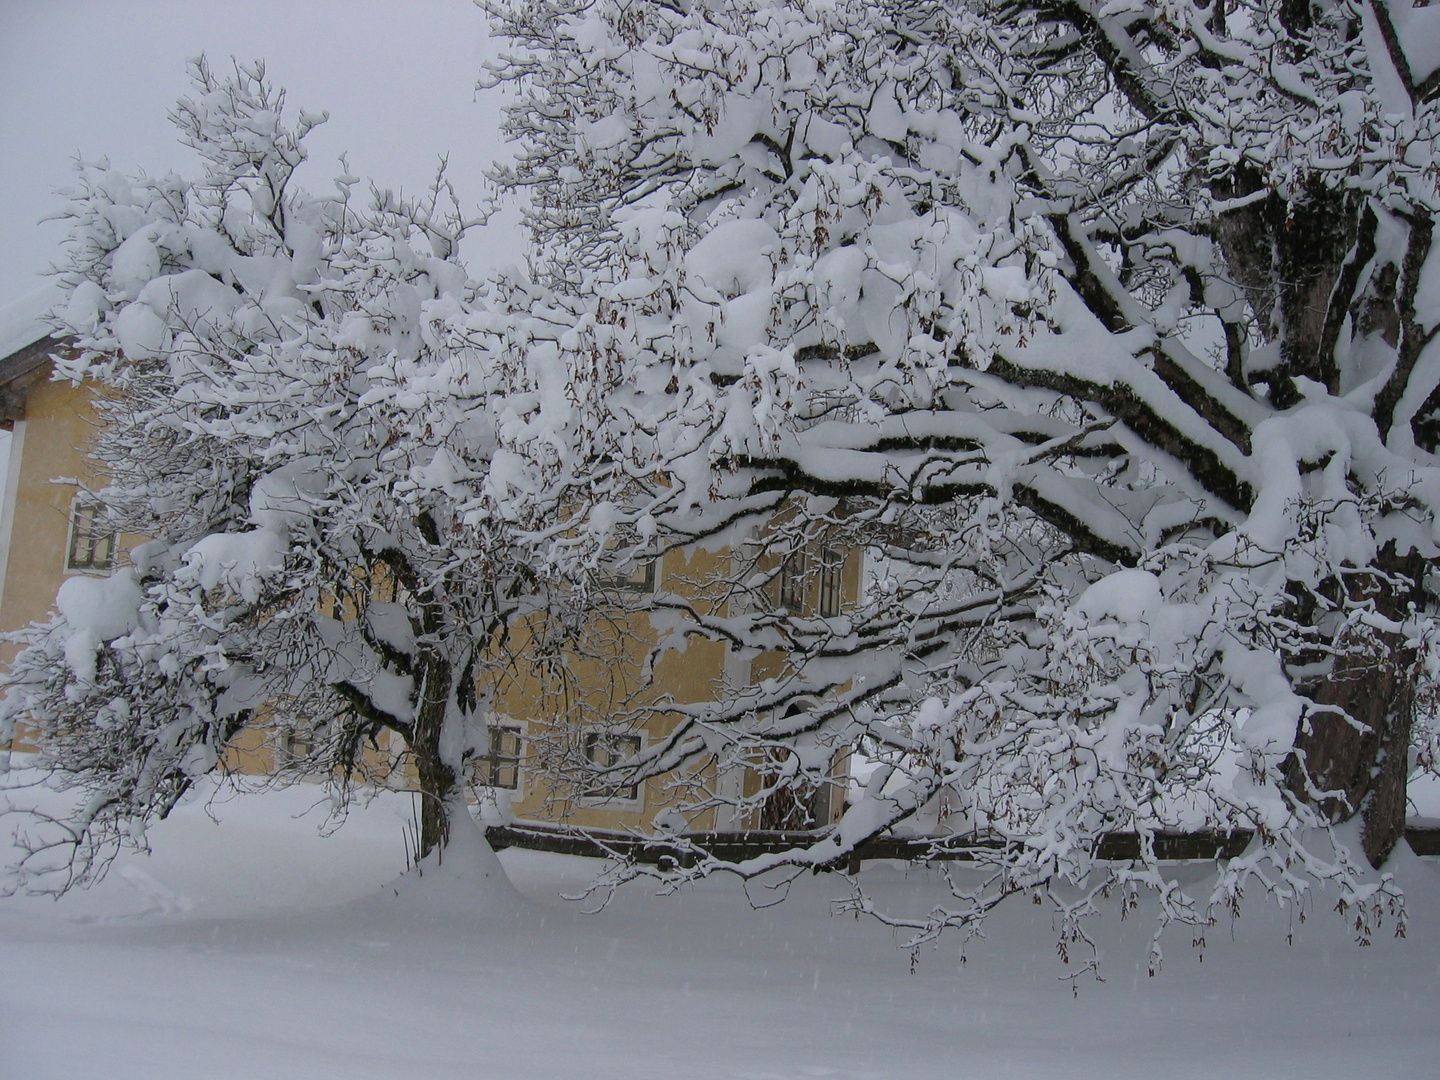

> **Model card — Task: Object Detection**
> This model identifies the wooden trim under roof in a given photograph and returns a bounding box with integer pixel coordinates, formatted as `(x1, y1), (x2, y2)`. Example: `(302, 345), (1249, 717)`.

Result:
(0, 335), (72, 431)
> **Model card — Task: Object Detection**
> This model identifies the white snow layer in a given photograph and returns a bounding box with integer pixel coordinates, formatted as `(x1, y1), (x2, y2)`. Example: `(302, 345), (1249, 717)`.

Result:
(54, 569), (144, 683)
(2, 775), (1439, 1079)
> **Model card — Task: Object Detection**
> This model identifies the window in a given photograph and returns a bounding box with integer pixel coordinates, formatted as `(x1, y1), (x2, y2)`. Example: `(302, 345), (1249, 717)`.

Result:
(279, 730), (314, 763)
(595, 558), (656, 593)
(758, 701), (831, 830)
(475, 725), (523, 790)
(777, 550), (806, 612)
(583, 731), (642, 802)
(817, 547), (843, 617)
(66, 498), (117, 573)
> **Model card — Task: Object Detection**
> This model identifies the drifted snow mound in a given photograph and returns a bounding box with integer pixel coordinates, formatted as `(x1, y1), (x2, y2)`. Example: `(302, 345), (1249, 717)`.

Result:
(354, 804), (531, 926)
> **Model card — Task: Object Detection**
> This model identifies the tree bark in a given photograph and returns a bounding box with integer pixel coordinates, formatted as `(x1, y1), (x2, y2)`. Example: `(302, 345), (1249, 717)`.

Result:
(1211, 173), (1419, 868)
(1287, 548), (1425, 867)
(410, 651), (458, 859)
(1211, 171), (1360, 407)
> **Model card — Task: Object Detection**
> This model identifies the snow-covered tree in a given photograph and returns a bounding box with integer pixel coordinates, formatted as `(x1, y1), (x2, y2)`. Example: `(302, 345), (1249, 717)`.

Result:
(471, 0), (1440, 961)
(0, 59), (535, 889)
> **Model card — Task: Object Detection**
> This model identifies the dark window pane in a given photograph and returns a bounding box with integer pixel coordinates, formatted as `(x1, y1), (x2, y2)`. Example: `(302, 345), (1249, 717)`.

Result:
(818, 547), (843, 617)
(777, 550), (806, 613)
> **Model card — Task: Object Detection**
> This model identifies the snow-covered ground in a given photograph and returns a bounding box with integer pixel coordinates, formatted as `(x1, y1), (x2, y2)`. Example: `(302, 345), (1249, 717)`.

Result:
(2, 776), (1438, 1080)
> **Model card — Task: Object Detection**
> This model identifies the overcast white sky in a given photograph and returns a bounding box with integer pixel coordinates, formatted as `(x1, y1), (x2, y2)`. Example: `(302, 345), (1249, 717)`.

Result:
(0, 0), (526, 305)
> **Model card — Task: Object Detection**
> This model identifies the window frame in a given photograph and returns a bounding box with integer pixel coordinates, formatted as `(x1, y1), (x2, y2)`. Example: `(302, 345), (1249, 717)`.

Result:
(594, 557), (657, 594)
(473, 723), (524, 792)
(581, 730), (645, 807)
(64, 496), (118, 575)
(278, 729), (315, 765)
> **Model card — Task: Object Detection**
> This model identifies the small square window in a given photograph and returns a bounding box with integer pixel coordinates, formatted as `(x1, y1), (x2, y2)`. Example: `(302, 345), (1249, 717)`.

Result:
(475, 725), (523, 790)
(280, 730), (314, 762)
(66, 499), (117, 573)
(583, 731), (642, 801)
(595, 558), (656, 593)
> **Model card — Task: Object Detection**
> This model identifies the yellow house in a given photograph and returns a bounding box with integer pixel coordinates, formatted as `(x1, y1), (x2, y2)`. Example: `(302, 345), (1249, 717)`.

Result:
(0, 288), (859, 837)
(0, 289), (110, 685)
(487, 538), (860, 834)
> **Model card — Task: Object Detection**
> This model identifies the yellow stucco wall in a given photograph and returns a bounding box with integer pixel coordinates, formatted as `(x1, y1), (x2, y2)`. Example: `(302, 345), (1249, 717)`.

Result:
(492, 544), (733, 831)
(0, 368), (110, 752)
(492, 538), (861, 833)
(0, 369), (105, 642)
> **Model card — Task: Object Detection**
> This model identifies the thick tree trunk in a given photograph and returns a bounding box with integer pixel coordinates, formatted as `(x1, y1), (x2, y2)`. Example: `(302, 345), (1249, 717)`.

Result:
(411, 652), (458, 860)
(1287, 549), (1425, 867)
(1212, 171), (1420, 868)
(1289, 632), (1414, 866)
(1211, 172), (1360, 407)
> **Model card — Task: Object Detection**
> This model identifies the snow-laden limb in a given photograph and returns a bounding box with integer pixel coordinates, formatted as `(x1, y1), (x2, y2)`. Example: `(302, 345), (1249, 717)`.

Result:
(0, 58), (541, 895)
(471, 0), (1440, 967)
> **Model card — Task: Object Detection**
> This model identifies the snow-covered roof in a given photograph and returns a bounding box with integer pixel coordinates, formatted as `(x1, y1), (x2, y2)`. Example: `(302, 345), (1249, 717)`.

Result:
(0, 280), (63, 363)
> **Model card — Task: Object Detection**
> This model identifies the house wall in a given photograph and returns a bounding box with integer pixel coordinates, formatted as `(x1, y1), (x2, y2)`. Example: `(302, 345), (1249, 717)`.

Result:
(0, 369), (107, 753)
(491, 539), (862, 834)
(0, 369), (103, 646)
(495, 544), (733, 832)
(0, 367), (863, 835)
